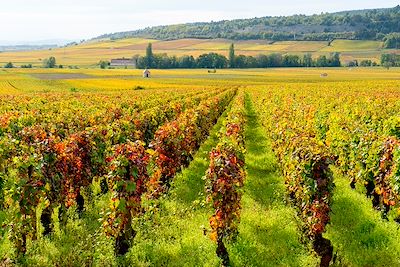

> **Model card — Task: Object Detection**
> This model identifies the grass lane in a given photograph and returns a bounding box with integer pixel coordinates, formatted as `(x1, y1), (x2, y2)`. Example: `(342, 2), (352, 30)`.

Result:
(326, 173), (400, 267)
(229, 92), (318, 267)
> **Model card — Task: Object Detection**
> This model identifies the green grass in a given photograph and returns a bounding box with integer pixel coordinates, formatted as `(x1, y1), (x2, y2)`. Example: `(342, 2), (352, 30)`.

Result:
(228, 93), (318, 266)
(9, 191), (116, 266)
(321, 40), (383, 52)
(325, 173), (400, 267)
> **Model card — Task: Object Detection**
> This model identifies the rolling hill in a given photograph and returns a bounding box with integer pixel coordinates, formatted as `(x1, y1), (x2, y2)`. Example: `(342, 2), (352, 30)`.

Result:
(0, 38), (396, 67)
(96, 6), (400, 41)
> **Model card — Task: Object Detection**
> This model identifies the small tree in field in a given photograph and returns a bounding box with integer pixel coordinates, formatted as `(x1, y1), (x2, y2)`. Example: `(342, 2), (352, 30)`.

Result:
(144, 43), (154, 68)
(21, 64), (32, 68)
(99, 60), (110, 69)
(229, 43), (235, 68)
(4, 62), (14, 68)
(383, 61), (392, 70)
(43, 57), (57, 68)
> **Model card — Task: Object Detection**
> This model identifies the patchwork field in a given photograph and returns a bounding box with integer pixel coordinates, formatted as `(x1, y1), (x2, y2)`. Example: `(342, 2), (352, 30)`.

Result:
(1, 67), (399, 94)
(1, 68), (400, 266)
(0, 38), (398, 67)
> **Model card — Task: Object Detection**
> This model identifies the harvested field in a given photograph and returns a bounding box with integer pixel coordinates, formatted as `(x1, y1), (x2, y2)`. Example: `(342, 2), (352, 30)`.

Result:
(30, 73), (94, 80)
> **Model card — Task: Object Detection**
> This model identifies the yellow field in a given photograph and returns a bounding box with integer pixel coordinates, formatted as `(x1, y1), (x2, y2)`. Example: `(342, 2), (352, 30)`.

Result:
(0, 38), (398, 67)
(1, 67), (399, 96)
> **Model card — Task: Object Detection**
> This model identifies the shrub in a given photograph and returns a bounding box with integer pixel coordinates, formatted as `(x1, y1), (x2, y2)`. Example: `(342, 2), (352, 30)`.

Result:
(43, 57), (56, 68)
(21, 64), (32, 68)
(4, 62), (14, 68)
(99, 60), (110, 69)
(133, 85), (145, 90)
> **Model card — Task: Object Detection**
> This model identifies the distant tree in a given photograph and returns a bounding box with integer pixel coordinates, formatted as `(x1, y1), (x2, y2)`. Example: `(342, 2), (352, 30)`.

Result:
(134, 55), (146, 69)
(21, 64), (32, 68)
(316, 55), (328, 67)
(268, 53), (283, 67)
(197, 53), (227, 69)
(144, 43), (154, 68)
(178, 55), (196, 68)
(170, 55), (178, 68)
(355, 29), (376, 40)
(330, 52), (341, 67)
(383, 61), (392, 70)
(196, 54), (211, 68)
(245, 56), (258, 68)
(346, 60), (358, 67)
(256, 54), (269, 68)
(282, 55), (301, 67)
(229, 43), (235, 68)
(234, 55), (247, 68)
(132, 54), (142, 68)
(154, 53), (173, 69)
(21, 64), (28, 68)
(381, 53), (400, 68)
(211, 53), (228, 69)
(303, 53), (313, 67)
(383, 33), (400, 49)
(4, 62), (14, 68)
(43, 57), (57, 68)
(99, 60), (110, 69)
(359, 60), (372, 67)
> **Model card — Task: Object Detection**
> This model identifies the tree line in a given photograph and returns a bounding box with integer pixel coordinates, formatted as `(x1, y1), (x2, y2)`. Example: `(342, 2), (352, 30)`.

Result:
(381, 53), (400, 68)
(3, 56), (62, 69)
(383, 33), (400, 49)
(97, 6), (400, 42)
(129, 43), (341, 69)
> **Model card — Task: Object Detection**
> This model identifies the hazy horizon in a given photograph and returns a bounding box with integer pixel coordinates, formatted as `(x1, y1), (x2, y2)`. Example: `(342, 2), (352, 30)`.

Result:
(1, 1), (399, 45)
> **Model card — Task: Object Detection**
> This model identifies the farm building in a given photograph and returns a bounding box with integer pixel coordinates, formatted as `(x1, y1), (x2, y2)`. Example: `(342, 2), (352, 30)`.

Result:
(143, 69), (151, 78)
(110, 58), (136, 67)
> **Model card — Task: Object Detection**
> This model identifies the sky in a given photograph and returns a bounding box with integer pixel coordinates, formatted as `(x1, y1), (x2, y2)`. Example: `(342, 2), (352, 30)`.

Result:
(1, 0), (398, 44)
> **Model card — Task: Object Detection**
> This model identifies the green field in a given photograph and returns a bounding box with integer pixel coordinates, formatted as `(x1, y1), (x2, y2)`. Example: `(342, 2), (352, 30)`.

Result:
(0, 38), (398, 67)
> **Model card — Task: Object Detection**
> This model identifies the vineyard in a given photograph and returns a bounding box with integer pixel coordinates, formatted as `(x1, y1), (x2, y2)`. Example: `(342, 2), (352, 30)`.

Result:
(1, 68), (400, 266)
